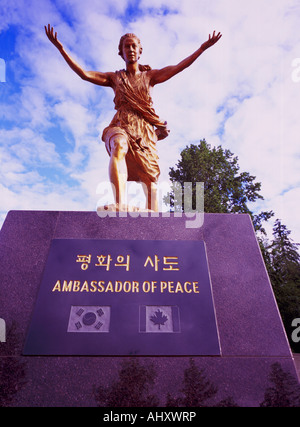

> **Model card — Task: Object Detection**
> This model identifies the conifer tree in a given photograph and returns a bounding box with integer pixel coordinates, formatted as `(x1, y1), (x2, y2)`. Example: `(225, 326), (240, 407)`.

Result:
(264, 220), (300, 351)
(166, 139), (273, 234)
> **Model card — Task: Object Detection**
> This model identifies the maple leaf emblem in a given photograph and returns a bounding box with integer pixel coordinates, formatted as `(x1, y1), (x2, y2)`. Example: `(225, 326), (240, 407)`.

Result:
(150, 309), (168, 330)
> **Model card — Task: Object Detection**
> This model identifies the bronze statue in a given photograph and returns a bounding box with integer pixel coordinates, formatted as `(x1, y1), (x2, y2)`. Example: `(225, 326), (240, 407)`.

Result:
(45, 24), (221, 211)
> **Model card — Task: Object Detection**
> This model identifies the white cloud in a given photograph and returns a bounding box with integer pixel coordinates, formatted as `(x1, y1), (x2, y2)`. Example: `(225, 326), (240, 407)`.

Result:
(0, 128), (60, 165)
(54, 101), (95, 139)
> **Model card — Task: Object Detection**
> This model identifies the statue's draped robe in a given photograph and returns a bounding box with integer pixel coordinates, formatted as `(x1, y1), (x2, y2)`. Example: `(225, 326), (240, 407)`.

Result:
(102, 70), (168, 183)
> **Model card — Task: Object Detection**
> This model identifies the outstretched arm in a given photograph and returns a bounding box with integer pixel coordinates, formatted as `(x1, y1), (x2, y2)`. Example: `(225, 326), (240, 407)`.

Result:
(149, 31), (222, 86)
(44, 24), (113, 87)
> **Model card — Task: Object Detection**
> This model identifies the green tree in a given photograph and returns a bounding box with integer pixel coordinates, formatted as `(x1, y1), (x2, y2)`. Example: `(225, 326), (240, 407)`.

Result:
(165, 140), (273, 234)
(262, 219), (300, 352)
(268, 219), (300, 286)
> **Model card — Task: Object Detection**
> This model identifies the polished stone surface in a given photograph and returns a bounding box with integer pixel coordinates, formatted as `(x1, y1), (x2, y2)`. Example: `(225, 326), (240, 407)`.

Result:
(0, 210), (299, 407)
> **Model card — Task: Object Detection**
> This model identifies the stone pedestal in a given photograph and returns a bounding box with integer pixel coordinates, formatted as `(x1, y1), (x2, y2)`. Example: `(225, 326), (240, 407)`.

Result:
(0, 210), (299, 407)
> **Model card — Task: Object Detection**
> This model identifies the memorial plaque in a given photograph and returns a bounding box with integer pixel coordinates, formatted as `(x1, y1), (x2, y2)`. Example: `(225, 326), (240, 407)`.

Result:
(23, 239), (220, 355)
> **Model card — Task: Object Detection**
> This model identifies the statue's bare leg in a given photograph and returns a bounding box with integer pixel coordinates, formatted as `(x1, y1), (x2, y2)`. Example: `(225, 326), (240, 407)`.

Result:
(143, 180), (158, 212)
(109, 135), (128, 209)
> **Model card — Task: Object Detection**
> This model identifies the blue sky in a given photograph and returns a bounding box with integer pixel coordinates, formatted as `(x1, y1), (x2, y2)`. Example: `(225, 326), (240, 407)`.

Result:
(0, 0), (300, 243)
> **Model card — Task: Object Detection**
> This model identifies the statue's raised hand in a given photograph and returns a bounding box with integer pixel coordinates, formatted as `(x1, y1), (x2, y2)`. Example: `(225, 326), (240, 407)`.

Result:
(45, 24), (63, 51)
(201, 31), (222, 52)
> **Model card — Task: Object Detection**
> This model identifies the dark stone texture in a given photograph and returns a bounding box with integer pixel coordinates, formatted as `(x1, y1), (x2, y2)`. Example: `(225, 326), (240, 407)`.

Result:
(0, 210), (299, 407)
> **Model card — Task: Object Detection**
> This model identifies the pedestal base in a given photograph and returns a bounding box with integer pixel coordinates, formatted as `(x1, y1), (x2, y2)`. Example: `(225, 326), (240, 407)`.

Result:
(0, 210), (299, 407)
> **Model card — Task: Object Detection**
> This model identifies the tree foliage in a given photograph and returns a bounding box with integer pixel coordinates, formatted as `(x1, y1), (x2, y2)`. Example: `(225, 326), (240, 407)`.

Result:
(260, 219), (300, 352)
(267, 219), (300, 286)
(166, 139), (273, 234)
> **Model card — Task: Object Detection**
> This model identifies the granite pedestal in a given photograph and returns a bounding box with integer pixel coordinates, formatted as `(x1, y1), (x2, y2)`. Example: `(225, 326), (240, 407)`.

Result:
(0, 210), (299, 407)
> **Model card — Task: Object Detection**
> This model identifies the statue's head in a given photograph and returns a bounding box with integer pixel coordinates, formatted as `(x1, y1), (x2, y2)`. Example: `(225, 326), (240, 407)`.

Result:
(118, 33), (143, 61)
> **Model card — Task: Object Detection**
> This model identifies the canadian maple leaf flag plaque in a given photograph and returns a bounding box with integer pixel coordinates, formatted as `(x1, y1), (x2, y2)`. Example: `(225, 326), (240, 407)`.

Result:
(140, 306), (180, 333)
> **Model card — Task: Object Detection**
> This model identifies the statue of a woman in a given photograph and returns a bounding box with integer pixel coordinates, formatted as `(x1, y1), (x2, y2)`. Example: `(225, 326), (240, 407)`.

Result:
(45, 25), (221, 211)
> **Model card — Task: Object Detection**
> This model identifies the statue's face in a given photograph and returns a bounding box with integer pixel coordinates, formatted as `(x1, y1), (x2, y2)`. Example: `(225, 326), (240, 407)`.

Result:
(122, 36), (141, 64)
